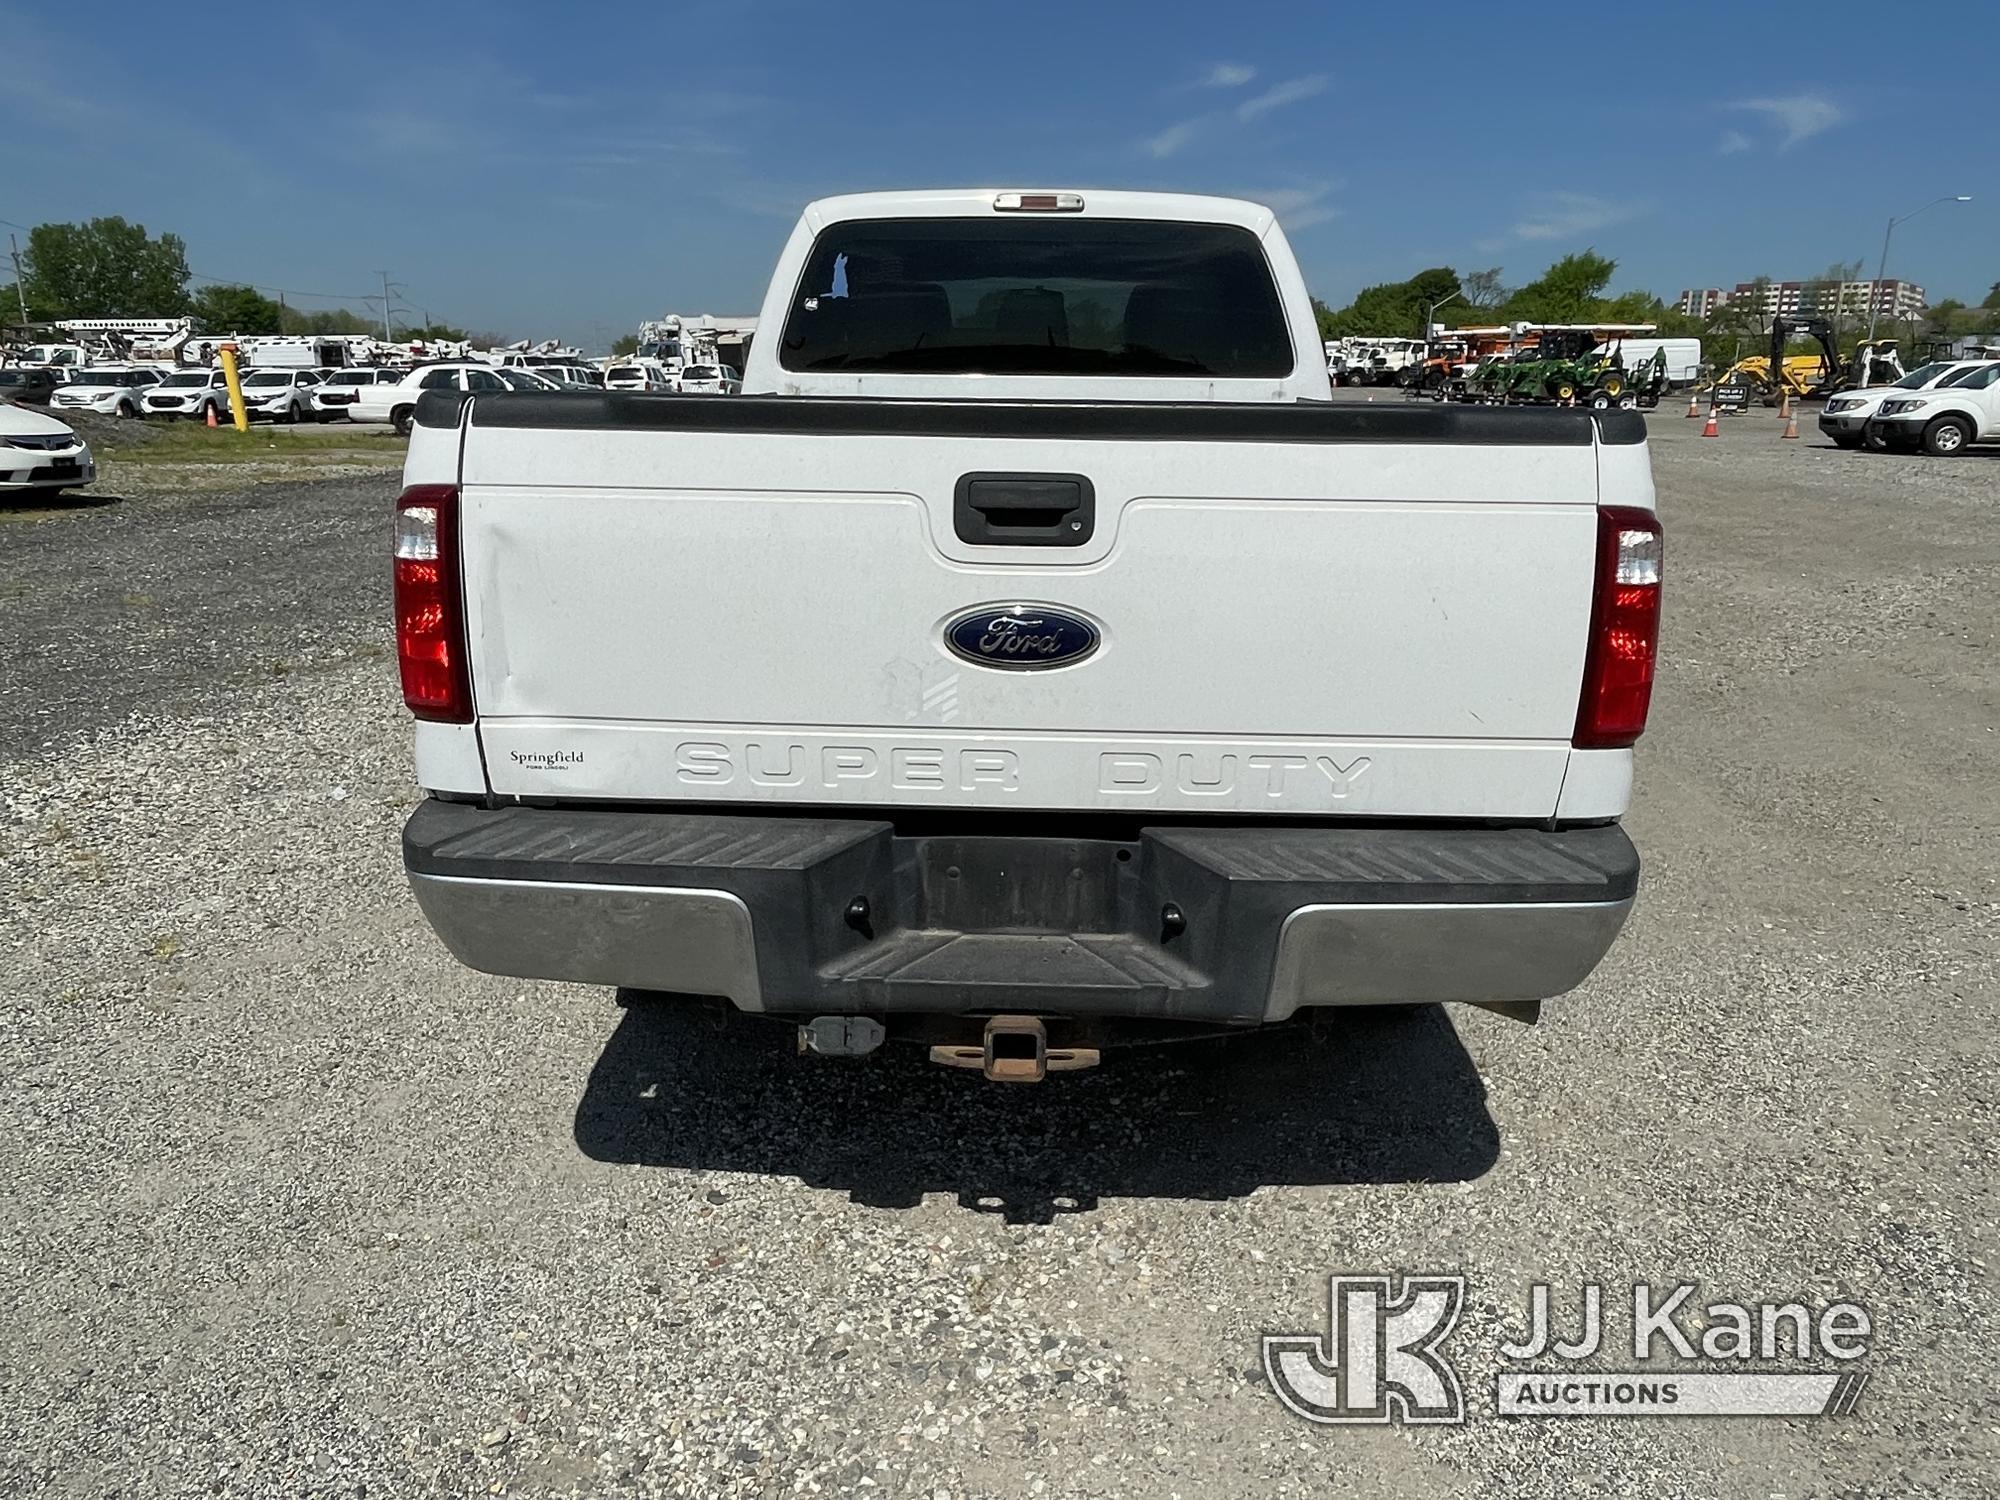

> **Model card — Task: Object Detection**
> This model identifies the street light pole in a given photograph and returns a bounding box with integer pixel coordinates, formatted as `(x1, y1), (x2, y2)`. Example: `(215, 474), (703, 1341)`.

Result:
(1865, 195), (1971, 349)
(1422, 290), (1463, 341)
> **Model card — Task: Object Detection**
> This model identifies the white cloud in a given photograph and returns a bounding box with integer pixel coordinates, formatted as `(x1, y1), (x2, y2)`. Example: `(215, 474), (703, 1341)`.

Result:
(1201, 62), (1257, 88)
(1258, 181), (1341, 230)
(1728, 94), (1844, 150)
(1717, 129), (1753, 155)
(1143, 116), (1212, 159)
(1237, 74), (1329, 121)
(1508, 191), (1650, 243)
(1140, 71), (1327, 159)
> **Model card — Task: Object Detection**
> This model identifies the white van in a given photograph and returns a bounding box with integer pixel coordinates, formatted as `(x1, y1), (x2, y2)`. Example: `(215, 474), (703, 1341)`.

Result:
(1596, 338), (1701, 387)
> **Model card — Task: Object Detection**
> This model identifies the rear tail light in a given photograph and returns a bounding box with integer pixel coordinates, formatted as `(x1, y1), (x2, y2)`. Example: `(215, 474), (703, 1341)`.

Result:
(1574, 505), (1662, 749)
(393, 483), (471, 722)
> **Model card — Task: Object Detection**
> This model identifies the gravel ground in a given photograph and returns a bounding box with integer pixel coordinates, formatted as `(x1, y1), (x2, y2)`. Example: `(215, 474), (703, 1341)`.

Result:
(1, 409), (1994, 1498)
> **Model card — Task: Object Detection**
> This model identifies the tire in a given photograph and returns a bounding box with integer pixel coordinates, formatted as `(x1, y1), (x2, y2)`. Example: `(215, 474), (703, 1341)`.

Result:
(1588, 392), (1611, 410)
(1619, 394), (1640, 410)
(1921, 415), (1970, 457)
(1829, 433), (1863, 450)
(1553, 381), (1576, 402)
(117, 400), (137, 420)
(391, 406), (414, 437)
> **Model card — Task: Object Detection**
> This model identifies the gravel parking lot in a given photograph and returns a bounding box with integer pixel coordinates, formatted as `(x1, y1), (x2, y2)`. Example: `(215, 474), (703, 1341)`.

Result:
(2, 408), (1994, 1498)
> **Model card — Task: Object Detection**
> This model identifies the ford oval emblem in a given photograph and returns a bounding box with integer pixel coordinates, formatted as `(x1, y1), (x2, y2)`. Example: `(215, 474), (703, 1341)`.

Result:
(944, 603), (1100, 671)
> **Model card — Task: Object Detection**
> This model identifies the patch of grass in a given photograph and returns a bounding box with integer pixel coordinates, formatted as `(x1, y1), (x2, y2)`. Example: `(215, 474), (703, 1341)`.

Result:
(109, 424), (406, 466)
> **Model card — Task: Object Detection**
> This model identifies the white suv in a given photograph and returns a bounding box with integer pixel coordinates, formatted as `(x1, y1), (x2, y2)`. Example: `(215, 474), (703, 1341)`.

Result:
(311, 368), (399, 419)
(237, 369), (321, 423)
(674, 364), (740, 395)
(143, 368), (233, 422)
(50, 367), (162, 419)
(1866, 361), (2000, 456)
(1819, 360), (1999, 449)
(352, 363), (538, 434)
(604, 362), (676, 391)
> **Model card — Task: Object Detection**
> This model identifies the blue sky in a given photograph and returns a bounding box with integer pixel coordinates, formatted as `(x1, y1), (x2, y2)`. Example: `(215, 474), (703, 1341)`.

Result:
(3, 2), (1993, 348)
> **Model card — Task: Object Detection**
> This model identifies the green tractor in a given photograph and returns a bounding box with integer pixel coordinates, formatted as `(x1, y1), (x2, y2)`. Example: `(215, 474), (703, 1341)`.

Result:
(1465, 330), (1666, 408)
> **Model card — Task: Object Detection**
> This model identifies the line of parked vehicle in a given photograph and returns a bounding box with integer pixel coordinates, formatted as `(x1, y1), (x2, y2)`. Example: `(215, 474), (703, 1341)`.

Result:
(1814, 355), (2000, 456)
(0, 351), (748, 442)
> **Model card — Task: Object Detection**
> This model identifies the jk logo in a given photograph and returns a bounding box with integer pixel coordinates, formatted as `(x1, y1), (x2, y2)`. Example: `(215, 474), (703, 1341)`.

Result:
(1264, 1275), (1466, 1425)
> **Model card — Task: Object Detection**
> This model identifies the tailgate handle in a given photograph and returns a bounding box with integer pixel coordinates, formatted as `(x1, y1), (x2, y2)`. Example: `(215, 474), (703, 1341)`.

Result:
(955, 472), (1094, 547)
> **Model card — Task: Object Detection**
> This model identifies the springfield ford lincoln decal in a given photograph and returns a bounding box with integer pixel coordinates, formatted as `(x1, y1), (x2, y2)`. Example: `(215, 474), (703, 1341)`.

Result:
(944, 604), (1099, 670)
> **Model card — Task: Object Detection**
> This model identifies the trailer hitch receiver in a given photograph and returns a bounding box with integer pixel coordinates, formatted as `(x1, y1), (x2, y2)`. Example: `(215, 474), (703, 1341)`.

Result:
(927, 1016), (1101, 1083)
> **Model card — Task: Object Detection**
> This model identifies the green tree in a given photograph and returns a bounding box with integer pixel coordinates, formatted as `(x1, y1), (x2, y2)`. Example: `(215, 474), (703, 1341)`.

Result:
(1319, 267), (1460, 338)
(20, 216), (190, 317)
(189, 283), (284, 334)
(294, 307), (378, 336)
(611, 333), (640, 356)
(0, 280), (60, 323)
(1922, 298), (1969, 338)
(1982, 281), (2000, 311)
(400, 322), (469, 343)
(1499, 251), (1618, 324)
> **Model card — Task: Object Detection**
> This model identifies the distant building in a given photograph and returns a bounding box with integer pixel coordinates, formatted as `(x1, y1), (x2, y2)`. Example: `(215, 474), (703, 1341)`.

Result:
(1676, 279), (1926, 321)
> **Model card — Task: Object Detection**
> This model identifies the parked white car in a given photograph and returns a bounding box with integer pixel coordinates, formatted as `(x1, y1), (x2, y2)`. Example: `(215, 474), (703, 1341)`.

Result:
(236, 368), (321, 422)
(0, 402), (95, 494)
(143, 367), (233, 422)
(50, 367), (161, 419)
(494, 368), (563, 392)
(1818, 359), (1999, 449)
(311, 367), (399, 419)
(675, 363), (739, 395)
(351, 363), (537, 433)
(604, 362), (676, 391)
(1865, 360), (2000, 456)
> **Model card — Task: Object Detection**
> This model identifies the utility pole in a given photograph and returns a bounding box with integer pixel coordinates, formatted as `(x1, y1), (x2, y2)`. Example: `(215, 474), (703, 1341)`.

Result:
(1865, 196), (1971, 350)
(378, 270), (393, 341)
(8, 234), (29, 325)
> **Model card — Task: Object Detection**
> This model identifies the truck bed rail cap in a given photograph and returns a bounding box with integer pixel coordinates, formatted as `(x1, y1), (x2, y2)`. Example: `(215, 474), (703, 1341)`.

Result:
(442, 392), (1645, 446)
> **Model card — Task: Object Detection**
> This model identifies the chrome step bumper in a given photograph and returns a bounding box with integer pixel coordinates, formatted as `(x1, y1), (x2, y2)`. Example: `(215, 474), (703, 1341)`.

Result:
(405, 801), (1638, 1023)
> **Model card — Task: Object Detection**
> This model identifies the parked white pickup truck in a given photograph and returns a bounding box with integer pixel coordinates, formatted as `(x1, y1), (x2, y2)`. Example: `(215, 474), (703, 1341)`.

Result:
(394, 189), (1662, 1079)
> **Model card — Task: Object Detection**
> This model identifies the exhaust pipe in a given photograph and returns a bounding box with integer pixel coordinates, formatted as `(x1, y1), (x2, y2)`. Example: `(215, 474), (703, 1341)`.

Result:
(928, 1016), (1100, 1082)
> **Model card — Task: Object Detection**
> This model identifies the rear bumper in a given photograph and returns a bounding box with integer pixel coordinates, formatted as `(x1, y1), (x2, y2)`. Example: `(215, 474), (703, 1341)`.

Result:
(404, 801), (1637, 1024)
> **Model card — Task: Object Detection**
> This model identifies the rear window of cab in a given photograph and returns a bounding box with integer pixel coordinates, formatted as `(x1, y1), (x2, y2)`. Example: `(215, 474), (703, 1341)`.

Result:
(779, 217), (1293, 378)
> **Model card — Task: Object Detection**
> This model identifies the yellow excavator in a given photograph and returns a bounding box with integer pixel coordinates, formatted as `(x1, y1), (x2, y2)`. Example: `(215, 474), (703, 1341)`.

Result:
(1708, 318), (1908, 405)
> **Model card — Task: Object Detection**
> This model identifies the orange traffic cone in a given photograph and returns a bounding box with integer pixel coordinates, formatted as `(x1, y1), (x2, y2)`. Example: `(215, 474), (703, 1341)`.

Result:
(1778, 389), (1791, 420)
(1701, 406), (1720, 438)
(205, 405), (218, 428)
(1780, 410), (1799, 440)
(1686, 392), (1701, 418)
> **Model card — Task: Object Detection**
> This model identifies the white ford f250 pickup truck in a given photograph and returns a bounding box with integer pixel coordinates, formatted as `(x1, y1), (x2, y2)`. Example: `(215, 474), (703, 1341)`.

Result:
(394, 189), (1661, 1080)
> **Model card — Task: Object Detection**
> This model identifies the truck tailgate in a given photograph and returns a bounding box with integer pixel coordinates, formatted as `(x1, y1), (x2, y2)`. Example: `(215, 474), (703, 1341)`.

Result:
(446, 396), (1628, 819)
